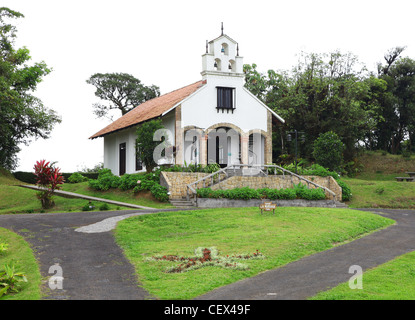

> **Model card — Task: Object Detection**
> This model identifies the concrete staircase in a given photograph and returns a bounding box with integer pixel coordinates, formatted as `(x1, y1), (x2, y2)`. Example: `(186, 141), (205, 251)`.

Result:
(334, 201), (348, 208)
(169, 198), (195, 208)
(180, 164), (347, 209)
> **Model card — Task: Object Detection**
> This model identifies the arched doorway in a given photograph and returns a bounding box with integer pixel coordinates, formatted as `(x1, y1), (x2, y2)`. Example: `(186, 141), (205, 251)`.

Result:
(248, 131), (266, 165)
(183, 128), (203, 165)
(207, 126), (240, 167)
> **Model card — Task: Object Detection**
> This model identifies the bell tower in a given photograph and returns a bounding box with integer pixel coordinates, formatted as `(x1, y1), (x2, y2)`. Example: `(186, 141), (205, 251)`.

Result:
(201, 24), (244, 80)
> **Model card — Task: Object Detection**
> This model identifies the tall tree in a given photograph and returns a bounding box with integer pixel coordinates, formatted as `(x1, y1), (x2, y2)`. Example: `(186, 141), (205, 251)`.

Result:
(244, 51), (384, 163)
(375, 48), (415, 154)
(0, 7), (61, 170)
(86, 73), (160, 120)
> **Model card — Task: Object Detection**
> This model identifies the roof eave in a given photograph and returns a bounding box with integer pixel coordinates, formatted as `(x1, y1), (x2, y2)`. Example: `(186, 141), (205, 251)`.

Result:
(242, 87), (285, 124)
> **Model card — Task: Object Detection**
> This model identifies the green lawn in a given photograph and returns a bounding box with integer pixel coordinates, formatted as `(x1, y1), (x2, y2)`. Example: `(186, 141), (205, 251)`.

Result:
(0, 183), (133, 214)
(311, 250), (415, 300)
(0, 169), (168, 214)
(344, 176), (415, 209)
(62, 182), (173, 209)
(114, 206), (394, 299)
(343, 151), (415, 209)
(0, 227), (42, 300)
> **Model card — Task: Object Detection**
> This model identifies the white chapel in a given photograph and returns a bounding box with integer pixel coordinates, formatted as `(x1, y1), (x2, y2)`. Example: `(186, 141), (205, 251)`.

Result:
(90, 28), (285, 175)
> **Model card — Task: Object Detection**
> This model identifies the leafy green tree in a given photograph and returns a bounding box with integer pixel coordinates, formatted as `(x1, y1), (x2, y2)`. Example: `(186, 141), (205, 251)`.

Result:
(136, 119), (170, 173)
(244, 51), (384, 163)
(313, 131), (345, 171)
(375, 48), (415, 154)
(0, 7), (61, 170)
(86, 72), (160, 120)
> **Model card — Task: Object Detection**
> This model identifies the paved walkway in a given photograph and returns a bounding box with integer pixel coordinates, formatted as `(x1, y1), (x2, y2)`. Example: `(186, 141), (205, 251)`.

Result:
(0, 208), (414, 299)
(0, 208), (183, 300)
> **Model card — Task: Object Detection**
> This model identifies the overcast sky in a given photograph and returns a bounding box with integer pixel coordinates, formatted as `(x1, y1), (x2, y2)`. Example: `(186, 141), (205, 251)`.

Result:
(3, 0), (415, 173)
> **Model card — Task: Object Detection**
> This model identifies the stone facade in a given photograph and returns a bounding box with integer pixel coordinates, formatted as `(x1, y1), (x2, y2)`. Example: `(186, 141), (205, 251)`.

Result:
(160, 171), (342, 201)
(160, 171), (210, 199)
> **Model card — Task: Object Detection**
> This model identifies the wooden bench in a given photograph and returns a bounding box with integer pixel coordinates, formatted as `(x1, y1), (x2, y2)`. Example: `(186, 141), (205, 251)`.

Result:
(259, 202), (277, 214)
(395, 177), (414, 182)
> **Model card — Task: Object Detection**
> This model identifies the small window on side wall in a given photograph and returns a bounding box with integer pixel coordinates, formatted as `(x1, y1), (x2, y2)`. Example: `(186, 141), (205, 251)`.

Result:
(135, 146), (143, 171)
(216, 87), (235, 113)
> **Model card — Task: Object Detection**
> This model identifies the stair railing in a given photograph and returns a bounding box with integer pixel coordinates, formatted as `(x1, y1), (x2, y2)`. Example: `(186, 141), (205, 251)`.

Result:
(186, 163), (337, 202)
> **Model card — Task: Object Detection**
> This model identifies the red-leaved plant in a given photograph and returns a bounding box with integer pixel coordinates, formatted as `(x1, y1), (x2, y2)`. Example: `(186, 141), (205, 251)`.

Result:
(33, 160), (64, 209)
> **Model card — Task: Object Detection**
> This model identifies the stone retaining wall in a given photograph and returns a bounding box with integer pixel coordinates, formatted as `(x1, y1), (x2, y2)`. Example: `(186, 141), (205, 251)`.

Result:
(196, 198), (338, 208)
(160, 172), (342, 201)
(160, 171), (210, 199)
(210, 175), (342, 201)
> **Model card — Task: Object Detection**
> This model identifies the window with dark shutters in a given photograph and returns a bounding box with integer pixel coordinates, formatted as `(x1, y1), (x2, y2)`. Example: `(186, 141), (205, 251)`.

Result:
(216, 87), (235, 113)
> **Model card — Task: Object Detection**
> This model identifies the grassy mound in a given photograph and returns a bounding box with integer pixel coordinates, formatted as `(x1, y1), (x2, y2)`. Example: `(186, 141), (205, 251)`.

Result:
(344, 151), (415, 208)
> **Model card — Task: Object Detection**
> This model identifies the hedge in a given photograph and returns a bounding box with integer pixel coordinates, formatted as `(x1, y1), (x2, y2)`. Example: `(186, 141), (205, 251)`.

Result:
(13, 171), (99, 184)
(197, 184), (326, 201)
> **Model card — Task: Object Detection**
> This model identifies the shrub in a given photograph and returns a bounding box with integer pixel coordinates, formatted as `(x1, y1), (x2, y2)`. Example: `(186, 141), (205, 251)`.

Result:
(119, 173), (143, 191)
(67, 172), (88, 183)
(13, 171), (99, 184)
(150, 184), (169, 202)
(88, 169), (121, 191)
(196, 186), (320, 201)
(0, 264), (27, 297)
(82, 202), (95, 211)
(231, 187), (261, 200)
(375, 186), (385, 195)
(99, 203), (110, 211)
(196, 188), (214, 198)
(12, 171), (37, 184)
(33, 160), (65, 209)
(203, 163), (221, 173)
(313, 131), (345, 171)
(293, 183), (326, 200)
(277, 188), (297, 200)
(257, 188), (279, 200)
(337, 180), (352, 201)
(302, 164), (340, 180)
(0, 242), (8, 254)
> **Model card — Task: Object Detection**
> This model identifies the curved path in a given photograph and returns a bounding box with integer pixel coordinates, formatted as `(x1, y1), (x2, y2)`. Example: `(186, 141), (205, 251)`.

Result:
(197, 208), (415, 300)
(0, 208), (182, 300)
(0, 208), (414, 299)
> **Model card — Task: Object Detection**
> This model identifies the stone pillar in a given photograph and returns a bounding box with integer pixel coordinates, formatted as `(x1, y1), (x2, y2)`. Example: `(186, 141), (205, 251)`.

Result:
(175, 105), (184, 165)
(200, 132), (208, 165)
(265, 111), (273, 164)
(241, 132), (249, 165)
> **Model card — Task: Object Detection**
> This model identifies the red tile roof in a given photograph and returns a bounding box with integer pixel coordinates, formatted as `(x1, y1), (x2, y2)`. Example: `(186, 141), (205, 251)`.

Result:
(89, 80), (206, 139)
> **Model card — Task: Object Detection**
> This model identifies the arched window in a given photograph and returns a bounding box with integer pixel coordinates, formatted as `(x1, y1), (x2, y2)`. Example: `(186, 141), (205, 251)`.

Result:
(214, 58), (221, 71)
(221, 43), (229, 55)
(229, 59), (235, 71)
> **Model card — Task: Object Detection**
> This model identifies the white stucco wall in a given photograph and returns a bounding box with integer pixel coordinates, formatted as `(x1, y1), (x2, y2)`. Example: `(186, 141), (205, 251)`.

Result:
(181, 75), (268, 133)
(162, 110), (175, 148)
(103, 127), (144, 175)
(103, 114), (176, 175)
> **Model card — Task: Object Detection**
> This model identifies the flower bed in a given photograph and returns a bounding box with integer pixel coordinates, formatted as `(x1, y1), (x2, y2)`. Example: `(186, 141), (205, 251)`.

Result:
(146, 247), (265, 273)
